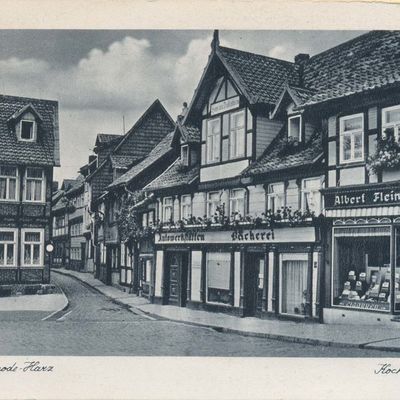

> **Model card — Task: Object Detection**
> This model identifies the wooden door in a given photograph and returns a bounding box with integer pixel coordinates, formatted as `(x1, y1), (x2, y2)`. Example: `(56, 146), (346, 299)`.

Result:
(244, 253), (265, 316)
(167, 252), (188, 307)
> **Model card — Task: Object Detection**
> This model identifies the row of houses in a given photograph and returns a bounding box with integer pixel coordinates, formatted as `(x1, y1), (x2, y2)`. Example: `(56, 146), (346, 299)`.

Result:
(52, 30), (400, 324)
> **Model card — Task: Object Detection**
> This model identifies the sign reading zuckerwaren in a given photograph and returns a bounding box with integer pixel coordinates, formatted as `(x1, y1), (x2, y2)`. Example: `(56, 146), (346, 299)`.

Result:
(324, 187), (400, 209)
(155, 226), (316, 245)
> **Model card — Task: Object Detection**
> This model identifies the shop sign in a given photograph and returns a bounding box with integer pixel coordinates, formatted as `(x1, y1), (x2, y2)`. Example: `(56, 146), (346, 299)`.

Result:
(338, 299), (389, 311)
(210, 96), (240, 115)
(325, 187), (400, 209)
(155, 226), (315, 245)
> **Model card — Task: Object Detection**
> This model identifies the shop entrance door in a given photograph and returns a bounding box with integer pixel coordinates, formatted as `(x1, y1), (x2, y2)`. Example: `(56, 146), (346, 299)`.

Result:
(166, 252), (188, 307)
(244, 253), (265, 317)
(281, 257), (308, 316)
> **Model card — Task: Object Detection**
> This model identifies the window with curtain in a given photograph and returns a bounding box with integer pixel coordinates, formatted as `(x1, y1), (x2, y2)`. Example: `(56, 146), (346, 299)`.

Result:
(229, 189), (245, 217)
(301, 177), (322, 214)
(22, 230), (43, 266)
(207, 252), (231, 304)
(24, 167), (44, 202)
(181, 195), (192, 220)
(0, 230), (16, 267)
(163, 197), (173, 222)
(229, 110), (245, 159)
(339, 114), (364, 163)
(0, 166), (17, 201)
(267, 183), (285, 213)
(206, 117), (221, 163)
(207, 191), (220, 217)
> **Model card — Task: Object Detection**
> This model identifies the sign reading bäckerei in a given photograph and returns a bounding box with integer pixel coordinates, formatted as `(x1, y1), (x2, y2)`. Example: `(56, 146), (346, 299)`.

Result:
(155, 226), (316, 245)
(324, 186), (400, 209)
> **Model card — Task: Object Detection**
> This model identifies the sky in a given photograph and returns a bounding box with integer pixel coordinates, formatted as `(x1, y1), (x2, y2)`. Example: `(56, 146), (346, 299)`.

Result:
(0, 30), (366, 183)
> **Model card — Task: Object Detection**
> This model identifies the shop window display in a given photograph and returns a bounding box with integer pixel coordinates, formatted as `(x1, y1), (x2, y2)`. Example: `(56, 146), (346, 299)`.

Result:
(333, 226), (392, 311)
(207, 252), (231, 304)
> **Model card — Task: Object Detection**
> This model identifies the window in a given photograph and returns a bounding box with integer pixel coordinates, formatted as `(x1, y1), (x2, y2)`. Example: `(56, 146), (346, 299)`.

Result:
(207, 252), (231, 304)
(339, 114), (364, 163)
(288, 115), (301, 140)
(148, 211), (154, 226)
(19, 120), (36, 141)
(229, 189), (246, 217)
(163, 197), (173, 223)
(0, 229), (16, 267)
(24, 167), (44, 202)
(207, 191), (220, 217)
(382, 105), (400, 141)
(181, 195), (192, 220)
(206, 117), (221, 163)
(333, 226), (391, 312)
(181, 145), (189, 166)
(142, 213), (148, 228)
(0, 166), (18, 201)
(301, 178), (322, 214)
(70, 247), (82, 261)
(229, 110), (245, 158)
(22, 229), (43, 267)
(267, 183), (285, 213)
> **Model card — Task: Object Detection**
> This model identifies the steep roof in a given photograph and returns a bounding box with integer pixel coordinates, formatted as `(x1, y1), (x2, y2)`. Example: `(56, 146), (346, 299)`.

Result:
(95, 133), (122, 145)
(145, 158), (199, 192)
(108, 130), (176, 189)
(242, 128), (323, 178)
(0, 94), (59, 166)
(300, 31), (400, 108)
(179, 124), (201, 144)
(110, 154), (140, 170)
(217, 46), (298, 105)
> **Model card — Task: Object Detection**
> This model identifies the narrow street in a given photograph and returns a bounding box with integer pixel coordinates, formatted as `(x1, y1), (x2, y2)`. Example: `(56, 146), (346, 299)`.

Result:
(0, 273), (397, 357)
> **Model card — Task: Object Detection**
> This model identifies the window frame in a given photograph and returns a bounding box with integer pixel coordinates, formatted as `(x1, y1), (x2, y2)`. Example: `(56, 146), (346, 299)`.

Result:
(0, 166), (18, 202)
(19, 119), (37, 142)
(181, 144), (189, 166)
(339, 113), (364, 164)
(229, 110), (246, 159)
(382, 105), (400, 141)
(207, 191), (220, 218)
(181, 194), (192, 220)
(23, 167), (45, 203)
(229, 188), (246, 217)
(162, 197), (173, 223)
(267, 182), (286, 214)
(21, 228), (44, 267)
(206, 117), (221, 164)
(0, 228), (17, 267)
(288, 115), (302, 141)
(301, 177), (322, 215)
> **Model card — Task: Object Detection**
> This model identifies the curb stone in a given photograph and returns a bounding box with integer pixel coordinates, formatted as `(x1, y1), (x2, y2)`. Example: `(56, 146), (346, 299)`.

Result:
(41, 286), (69, 321)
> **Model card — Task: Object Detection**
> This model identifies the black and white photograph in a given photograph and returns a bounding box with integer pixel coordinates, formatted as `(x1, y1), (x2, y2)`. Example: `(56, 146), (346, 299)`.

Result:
(2, 1), (400, 399)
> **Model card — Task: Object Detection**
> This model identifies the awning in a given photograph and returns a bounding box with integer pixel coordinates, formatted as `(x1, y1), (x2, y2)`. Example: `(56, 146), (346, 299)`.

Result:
(325, 206), (400, 218)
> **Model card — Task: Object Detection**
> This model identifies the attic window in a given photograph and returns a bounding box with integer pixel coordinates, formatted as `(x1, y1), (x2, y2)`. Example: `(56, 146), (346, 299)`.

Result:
(288, 115), (301, 141)
(19, 120), (36, 142)
(181, 144), (189, 166)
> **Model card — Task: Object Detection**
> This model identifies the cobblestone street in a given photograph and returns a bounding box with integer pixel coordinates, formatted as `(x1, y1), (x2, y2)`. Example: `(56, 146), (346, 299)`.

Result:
(0, 273), (397, 357)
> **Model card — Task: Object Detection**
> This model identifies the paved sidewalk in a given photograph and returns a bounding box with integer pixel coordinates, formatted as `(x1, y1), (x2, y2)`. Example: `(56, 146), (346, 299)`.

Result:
(53, 268), (400, 352)
(0, 293), (67, 312)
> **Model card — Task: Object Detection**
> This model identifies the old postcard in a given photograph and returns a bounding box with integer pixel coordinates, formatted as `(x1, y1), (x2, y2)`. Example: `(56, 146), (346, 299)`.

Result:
(0, 1), (400, 399)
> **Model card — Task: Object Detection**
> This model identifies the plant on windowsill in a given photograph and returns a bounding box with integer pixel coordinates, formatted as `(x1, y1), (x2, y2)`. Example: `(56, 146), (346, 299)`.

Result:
(278, 136), (305, 156)
(367, 128), (400, 175)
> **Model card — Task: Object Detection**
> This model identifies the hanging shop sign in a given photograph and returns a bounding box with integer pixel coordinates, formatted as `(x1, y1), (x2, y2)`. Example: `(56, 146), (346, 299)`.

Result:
(155, 226), (316, 245)
(324, 186), (400, 209)
(210, 96), (240, 115)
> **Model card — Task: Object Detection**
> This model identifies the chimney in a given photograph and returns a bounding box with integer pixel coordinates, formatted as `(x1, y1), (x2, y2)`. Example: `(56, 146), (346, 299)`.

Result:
(177, 102), (188, 123)
(294, 53), (309, 86)
(211, 30), (220, 51)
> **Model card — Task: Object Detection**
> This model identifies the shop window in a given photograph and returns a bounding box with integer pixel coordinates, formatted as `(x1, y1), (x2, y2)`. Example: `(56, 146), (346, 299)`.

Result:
(0, 166), (18, 201)
(22, 229), (43, 267)
(301, 177), (322, 215)
(207, 191), (220, 217)
(0, 229), (16, 267)
(229, 189), (246, 218)
(333, 226), (391, 311)
(288, 115), (301, 141)
(267, 183), (285, 213)
(206, 117), (221, 163)
(280, 254), (308, 316)
(382, 105), (400, 141)
(142, 259), (152, 283)
(339, 114), (364, 163)
(181, 195), (192, 220)
(229, 110), (245, 159)
(162, 197), (173, 223)
(24, 167), (44, 202)
(206, 252), (231, 304)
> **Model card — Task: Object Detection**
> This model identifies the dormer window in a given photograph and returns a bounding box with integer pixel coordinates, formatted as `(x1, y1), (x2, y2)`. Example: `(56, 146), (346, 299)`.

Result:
(20, 120), (35, 141)
(181, 144), (189, 166)
(288, 115), (301, 141)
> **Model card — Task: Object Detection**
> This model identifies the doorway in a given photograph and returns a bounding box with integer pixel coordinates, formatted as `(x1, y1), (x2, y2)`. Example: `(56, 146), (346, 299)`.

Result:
(244, 253), (265, 317)
(165, 252), (189, 307)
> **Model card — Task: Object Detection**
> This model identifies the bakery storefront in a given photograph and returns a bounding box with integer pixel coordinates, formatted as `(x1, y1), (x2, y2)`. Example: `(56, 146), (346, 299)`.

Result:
(153, 223), (323, 320)
(323, 183), (400, 324)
